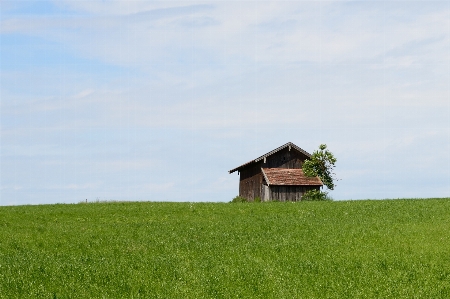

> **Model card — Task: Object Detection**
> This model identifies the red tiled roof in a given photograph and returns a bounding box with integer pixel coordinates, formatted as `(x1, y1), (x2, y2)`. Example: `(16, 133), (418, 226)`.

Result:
(261, 168), (323, 186)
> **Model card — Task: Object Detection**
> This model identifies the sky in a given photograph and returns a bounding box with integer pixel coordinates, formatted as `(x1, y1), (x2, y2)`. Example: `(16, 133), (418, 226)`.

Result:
(1, 0), (450, 205)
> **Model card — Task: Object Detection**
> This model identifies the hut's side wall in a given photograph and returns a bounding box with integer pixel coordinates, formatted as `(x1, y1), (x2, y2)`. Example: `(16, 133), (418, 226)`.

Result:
(239, 163), (263, 201)
(267, 185), (320, 202)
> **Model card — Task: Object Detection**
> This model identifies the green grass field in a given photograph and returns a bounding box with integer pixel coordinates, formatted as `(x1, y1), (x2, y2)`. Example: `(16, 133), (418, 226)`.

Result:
(1, 199), (450, 298)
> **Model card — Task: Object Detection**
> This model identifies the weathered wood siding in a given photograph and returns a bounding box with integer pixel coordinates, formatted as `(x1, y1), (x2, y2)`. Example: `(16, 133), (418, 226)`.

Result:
(261, 185), (320, 202)
(264, 147), (308, 169)
(239, 163), (262, 201)
(238, 148), (311, 201)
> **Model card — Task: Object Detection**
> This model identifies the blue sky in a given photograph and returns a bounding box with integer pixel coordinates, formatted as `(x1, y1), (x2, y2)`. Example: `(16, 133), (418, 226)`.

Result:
(1, 0), (450, 205)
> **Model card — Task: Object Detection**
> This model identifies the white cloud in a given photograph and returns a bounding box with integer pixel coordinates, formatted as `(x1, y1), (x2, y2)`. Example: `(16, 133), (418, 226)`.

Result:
(73, 89), (95, 99)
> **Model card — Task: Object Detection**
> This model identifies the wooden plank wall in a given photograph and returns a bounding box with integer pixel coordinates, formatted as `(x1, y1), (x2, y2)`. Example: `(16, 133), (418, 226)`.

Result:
(239, 164), (262, 201)
(265, 148), (308, 169)
(264, 185), (320, 202)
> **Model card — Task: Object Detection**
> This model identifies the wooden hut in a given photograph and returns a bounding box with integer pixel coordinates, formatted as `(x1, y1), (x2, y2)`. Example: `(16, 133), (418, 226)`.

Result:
(229, 142), (323, 201)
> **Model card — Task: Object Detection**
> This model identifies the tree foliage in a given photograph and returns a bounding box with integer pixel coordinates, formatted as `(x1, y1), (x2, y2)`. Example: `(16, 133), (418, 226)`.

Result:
(303, 144), (337, 190)
(301, 189), (331, 201)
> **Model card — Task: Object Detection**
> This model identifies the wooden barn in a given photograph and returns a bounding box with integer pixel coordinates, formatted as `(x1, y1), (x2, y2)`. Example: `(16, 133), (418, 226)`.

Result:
(229, 142), (323, 201)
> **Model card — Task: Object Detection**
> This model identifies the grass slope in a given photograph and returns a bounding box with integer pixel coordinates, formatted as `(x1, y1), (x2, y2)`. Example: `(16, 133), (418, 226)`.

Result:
(1, 199), (450, 298)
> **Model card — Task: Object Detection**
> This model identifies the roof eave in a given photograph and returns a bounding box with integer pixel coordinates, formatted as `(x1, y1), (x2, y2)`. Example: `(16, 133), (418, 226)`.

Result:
(261, 168), (270, 186)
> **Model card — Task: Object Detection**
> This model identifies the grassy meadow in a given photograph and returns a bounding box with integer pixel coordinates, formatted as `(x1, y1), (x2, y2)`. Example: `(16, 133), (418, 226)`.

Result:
(1, 199), (450, 298)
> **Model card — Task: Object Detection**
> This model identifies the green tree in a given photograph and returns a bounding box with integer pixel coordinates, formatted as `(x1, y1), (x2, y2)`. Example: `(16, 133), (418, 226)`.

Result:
(303, 144), (337, 190)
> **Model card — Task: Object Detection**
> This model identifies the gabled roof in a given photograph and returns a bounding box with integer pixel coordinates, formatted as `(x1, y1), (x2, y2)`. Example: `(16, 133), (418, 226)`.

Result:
(228, 142), (311, 174)
(261, 168), (323, 186)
